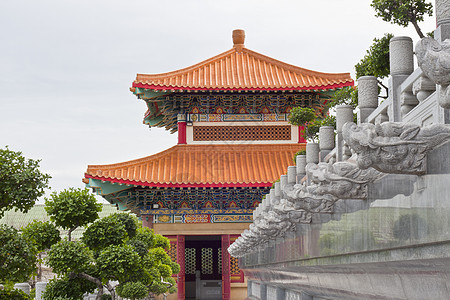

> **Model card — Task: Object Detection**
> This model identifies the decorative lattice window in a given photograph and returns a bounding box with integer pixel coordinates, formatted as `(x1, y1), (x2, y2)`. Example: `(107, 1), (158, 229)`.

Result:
(218, 248), (222, 274)
(201, 248), (213, 274)
(230, 256), (240, 275)
(193, 125), (291, 141)
(185, 248), (196, 275)
(167, 243), (177, 262)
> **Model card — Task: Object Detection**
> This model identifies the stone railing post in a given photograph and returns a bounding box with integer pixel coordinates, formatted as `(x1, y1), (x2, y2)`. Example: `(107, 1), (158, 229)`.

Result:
(13, 283), (30, 295)
(435, 0), (450, 123)
(436, 0), (450, 41)
(358, 76), (379, 123)
(335, 105), (354, 161)
(306, 142), (319, 164)
(296, 154), (307, 183)
(36, 282), (48, 300)
(319, 126), (335, 162)
(389, 36), (414, 121)
(287, 166), (297, 185)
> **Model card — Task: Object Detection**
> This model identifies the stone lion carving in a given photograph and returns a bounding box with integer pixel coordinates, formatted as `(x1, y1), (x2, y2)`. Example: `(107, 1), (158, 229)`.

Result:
(342, 122), (450, 174)
(416, 37), (450, 108)
(305, 161), (383, 199)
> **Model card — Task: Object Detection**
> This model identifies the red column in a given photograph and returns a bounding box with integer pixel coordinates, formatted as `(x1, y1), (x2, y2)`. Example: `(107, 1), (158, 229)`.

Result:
(142, 215), (153, 229)
(222, 234), (231, 300)
(178, 121), (187, 144)
(298, 125), (307, 143)
(177, 235), (186, 300)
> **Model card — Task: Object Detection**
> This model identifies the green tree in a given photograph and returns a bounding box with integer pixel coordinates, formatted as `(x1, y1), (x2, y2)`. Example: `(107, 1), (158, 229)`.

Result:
(45, 188), (102, 241)
(22, 220), (61, 281)
(116, 282), (148, 300)
(355, 33), (393, 98)
(371, 0), (433, 38)
(0, 147), (50, 218)
(288, 107), (318, 141)
(0, 224), (37, 283)
(327, 86), (358, 109)
(22, 220), (61, 253)
(45, 213), (179, 300)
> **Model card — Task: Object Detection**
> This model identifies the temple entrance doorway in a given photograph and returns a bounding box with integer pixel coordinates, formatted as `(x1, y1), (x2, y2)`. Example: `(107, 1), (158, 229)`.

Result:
(185, 235), (222, 300)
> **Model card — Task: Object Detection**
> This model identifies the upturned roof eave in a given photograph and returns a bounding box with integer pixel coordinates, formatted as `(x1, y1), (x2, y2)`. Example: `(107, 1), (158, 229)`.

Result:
(84, 174), (274, 189)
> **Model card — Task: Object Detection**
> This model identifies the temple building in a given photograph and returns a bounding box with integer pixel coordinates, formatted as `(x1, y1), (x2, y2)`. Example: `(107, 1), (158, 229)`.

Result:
(83, 29), (353, 300)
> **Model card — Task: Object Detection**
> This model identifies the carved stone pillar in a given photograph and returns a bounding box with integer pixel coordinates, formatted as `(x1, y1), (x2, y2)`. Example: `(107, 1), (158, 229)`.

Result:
(335, 105), (354, 161)
(390, 37), (414, 76)
(358, 76), (379, 123)
(319, 126), (335, 161)
(390, 36), (414, 121)
(36, 282), (47, 300)
(296, 155), (307, 183)
(306, 142), (319, 164)
(287, 166), (297, 184)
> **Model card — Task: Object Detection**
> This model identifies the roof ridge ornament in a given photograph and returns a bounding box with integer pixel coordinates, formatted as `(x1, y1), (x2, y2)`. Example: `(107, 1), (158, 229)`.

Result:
(232, 29), (245, 52)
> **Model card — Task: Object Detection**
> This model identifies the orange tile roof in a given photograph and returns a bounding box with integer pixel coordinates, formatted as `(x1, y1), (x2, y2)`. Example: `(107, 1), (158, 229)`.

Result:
(84, 144), (301, 188)
(132, 31), (353, 92)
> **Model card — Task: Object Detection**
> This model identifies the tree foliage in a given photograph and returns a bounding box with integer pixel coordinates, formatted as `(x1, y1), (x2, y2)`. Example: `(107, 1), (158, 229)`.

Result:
(0, 224), (37, 283)
(0, 147), (50, 217)
(371, 0), (433, 38)
(82, 214), (128, 252)
(287, 107), (316, 127)
(355, 33), (393, 80)
(21, 220), (60, 253)
(288, 107), (337, 142)
(327, 86), (358, 108)
(116, 281), (148, 300)
(45, 188), (102, 241)
(0, 287), (32, 300)
(42, 276), (96, 300)
(46, 213), (179, 300)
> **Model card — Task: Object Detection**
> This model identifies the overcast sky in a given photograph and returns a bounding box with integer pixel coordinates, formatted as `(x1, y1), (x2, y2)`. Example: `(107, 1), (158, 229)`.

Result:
(0, 0), (436, 203)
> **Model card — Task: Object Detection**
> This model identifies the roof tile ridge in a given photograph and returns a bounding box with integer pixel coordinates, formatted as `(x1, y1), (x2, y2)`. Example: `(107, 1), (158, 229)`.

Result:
(135, 48), (237, 81)
(86, 144), (181, 170)
(242, 48), (353, 81)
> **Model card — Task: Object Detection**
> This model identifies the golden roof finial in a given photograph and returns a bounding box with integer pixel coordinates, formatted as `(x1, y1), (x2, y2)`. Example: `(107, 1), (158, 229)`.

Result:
(233, 29), (245, 52)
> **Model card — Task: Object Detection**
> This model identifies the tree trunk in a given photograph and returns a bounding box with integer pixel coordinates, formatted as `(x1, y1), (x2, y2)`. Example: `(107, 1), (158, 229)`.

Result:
(68, 226), (77, 241)
(38, 252), (42, 281)
(411, 19), (425, 38)
(72, 272), (104, 300)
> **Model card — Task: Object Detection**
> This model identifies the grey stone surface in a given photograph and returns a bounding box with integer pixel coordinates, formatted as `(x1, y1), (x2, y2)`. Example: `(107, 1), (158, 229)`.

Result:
(306, 143), (319, 164)
(35, 282), (47, 300)
(305, 161), (383, 199)
(390, 36), (414, 76)
(358, 76), (379, 108)
(412, 75), (435, 102)
(437, 0), (450, 26)
(288, 166), (297, 184)
(13, 283), (30, 295)
(416, 37), (450, 109)
(319, 126), (334, 150)
(296, 155), (307, 176)
(343, 122), (450, 174)
(335, 105), (354, 132)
